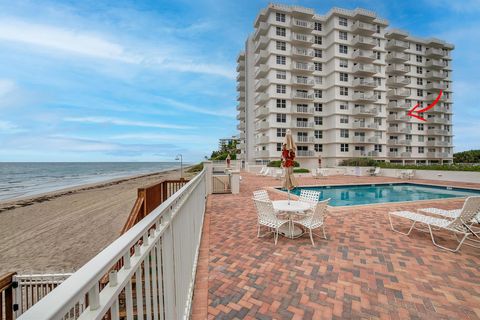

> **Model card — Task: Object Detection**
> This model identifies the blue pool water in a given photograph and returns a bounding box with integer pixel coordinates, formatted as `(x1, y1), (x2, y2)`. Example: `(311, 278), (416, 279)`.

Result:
(281, 183), (480, 207)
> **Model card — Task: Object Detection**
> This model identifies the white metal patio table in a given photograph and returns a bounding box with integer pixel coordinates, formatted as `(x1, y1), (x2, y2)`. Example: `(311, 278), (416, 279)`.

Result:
(272, 200), (311, 239)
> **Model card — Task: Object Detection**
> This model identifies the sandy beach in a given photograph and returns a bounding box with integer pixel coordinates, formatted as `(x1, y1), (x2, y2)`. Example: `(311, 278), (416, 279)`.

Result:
(0, 167), (197, 275)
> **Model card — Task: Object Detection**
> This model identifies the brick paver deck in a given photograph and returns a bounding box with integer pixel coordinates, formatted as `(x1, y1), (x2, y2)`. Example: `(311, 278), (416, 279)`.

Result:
(192, 173), (480, 319)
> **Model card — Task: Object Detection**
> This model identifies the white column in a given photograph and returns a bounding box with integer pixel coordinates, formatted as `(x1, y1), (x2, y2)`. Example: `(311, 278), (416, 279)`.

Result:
(203, 161), (213, 195)
(230, 170), (241, 194)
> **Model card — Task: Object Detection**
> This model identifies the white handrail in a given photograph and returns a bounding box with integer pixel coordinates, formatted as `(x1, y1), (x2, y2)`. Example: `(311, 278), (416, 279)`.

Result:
(19, 169), (207, 320)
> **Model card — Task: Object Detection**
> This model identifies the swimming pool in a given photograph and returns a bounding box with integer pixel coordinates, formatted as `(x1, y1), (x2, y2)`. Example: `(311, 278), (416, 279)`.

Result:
(280, 183), (480, 207)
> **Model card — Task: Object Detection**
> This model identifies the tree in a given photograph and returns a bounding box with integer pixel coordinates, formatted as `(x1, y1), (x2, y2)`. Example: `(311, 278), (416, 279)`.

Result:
(453, 150), (480, 164)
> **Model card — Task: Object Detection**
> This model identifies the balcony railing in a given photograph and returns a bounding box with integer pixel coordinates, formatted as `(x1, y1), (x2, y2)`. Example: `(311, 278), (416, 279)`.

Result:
(352, 78), (376, 88)
(292, 47), (315, 58)
(352, 63), (378, 74)
(386, 76), (410, 86)
(426, 47), (445, 58)
(386, 64), (410, 74)
(426, 59), (447, 69)
(292, 91), (314, 100)
(293, 77), (315, 86)
(291, 32), (314, 43)
(293, 62), (315, 72)
(386, 88), (410, 98)
(386, 52), (409, 62)
(296, 136), (315, 143)
(297, 150), (315, 157)
(426, 70), (447, 79)
(385, 39), (409, 50)
(352, 36), (376, 48)
(292, 18), (314, 29)
(18, 170), (208, 320)
(351, 21), (376, 34)
(353, 107), (378, 116)
(294, 121), (315, 128)
(426, 82), (447, 90)
(352, 50), (376, 61)
(352, 92), (377, 102)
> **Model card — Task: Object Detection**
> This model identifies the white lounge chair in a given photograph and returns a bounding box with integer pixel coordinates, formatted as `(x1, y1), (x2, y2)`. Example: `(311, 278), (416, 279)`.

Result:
(256, 166), (267, 176)
(370, 167), (381, 176)
(261, 167), (271, 176)
(253, 198), (289, 245)
(253, 190), (270, 202)
(294, 198), (330, 246)
(299, 189), (321, 211)
(388, 196), (480, 252)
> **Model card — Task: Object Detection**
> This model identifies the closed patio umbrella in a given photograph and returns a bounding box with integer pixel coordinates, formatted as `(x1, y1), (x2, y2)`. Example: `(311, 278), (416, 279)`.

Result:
(282, 129), (298, 203)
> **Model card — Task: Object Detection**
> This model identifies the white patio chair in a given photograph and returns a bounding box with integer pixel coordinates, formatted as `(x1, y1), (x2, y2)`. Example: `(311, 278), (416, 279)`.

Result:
(370, 167), (381, 176)
(405, 169), (414, 179)
(253, 190), (270, 202)
(256, 166), (267, 176)
(299, 189), (321, 211)
(388, 196), (480, 252)
(294, 198), (330, 246)
(253, 198), (289, 245)
(262, 167), (272, 176)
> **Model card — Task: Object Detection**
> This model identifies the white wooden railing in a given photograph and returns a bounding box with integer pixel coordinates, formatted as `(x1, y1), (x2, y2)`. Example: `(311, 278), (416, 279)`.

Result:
(18, 169), (207, 320)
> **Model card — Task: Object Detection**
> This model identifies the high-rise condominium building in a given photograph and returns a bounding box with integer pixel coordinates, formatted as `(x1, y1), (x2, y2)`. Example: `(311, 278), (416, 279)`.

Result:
(236, 4), (454, 168)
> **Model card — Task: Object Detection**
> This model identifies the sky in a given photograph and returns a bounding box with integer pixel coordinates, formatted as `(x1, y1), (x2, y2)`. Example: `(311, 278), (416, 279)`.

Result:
(0, 0), (479, 162)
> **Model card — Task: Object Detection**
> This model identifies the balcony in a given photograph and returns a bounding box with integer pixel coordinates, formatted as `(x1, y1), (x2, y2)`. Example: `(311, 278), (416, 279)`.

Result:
(387, 100), (409, 109)
(353, 136), (366, 143)
(237, 122), (245, 130)
(292, 46), (315, 59)
(254, 36), (269, 52)
(236, 60), (245, 72)
(386, 76), (410, 87)
(385, 39), (409, 50)
(385, 52), (409, 63)
(401, 152), (412, 158)
(291, 18), (314, 30)
(239, 132), (245, 139)
(387, 114), (407, 121)
(293, 62), (315, 73)
(388, 152), (400, 158)
(297, 150), (315, 157)
(238, 142), (245, 149)
(293, 121), (315, 129)
(236, 101), (245, 111)
(426, 47), (445, 58)
(426, 59), (447, 69)
(387, 139), (407, 145)
(351, 21), (376, 35)
(387, 126), (410, 134)
(426, 70), (447, 80)
(255, 150), (270, 158)
(256, 136), (269, 144)
(386, 64), (410, 74)
(426, 82), (447, 91)
(426, 140), (450, 147)
(426, 129), (450, 135)
(353, 150), (367, 157)
(296, 136), (315, 143)
(352, 63), (378, 75)
(352, 92), (377, 102)
(352, 50), (376, 62)
(352, 36), (377, 48)
(291, 32), (314, 44)
(429, 117), (450, 124)
(254, 50), (269, 66)
(353, 122), (378, 130)
(426, 152), (450, 158)
(352, 106), (378, 116)
(254, 92), (269, 104)
(426, 93), (445, 101)
(292, 77), (315, 87)
(291, 91), (314, 100)
(236, 110), (245, 120)
(368, 137), (380, 143)
(255, 121), (269, 131)
(386, 88), (410, 99)
(236, 72), (245, 82)
(293, 105), (314, 114)
(368, 150), (379, 157)
(352, 78), (376, 89)
(253, 22), (268, 41)
(236, 81), (245, 92)
(255, 106), (269, 118)
(255, 65), (269, 78)
(237, 92), (245, 101)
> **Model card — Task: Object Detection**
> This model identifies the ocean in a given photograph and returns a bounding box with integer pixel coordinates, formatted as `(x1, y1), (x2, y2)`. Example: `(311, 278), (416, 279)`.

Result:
(0, 162), (182, 202)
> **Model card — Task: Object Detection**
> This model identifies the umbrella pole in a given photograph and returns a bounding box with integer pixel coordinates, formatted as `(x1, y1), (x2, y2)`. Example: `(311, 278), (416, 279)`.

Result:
(287, 189), (290, 204)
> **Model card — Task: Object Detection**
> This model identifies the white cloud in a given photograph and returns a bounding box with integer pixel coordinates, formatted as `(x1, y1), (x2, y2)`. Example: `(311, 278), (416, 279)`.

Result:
(0, 79), (16, 97)
(0, 120), (19, 132)
(0, 18), (234, 79)
(64, 116), (194, 129)
(155, 96), (235, 117)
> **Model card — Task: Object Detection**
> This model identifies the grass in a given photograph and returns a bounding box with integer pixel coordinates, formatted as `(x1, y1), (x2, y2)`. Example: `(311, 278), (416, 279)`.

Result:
(186, 163), (204, 173)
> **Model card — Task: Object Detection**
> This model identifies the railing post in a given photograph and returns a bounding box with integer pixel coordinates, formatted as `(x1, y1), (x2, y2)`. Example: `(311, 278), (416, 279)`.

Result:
(230, 170), (240, 194)
(203, 161), (213, 195)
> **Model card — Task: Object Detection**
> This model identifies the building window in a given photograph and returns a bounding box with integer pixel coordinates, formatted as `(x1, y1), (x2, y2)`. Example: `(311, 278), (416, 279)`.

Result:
(314, 62), (322, 71)
(276, 143), (282, 151)
(340, 129), (349, 138)
(340, 115), (349, 124)
(340, 86), (348, 96)
(339, 17), (348, 27)
(276, 70), (286, 79)
(406, 146), (412, 153)
(339, 44), (348, 54)
(314, 35), (322, 45)
(339, 103), (348, 110)
(418, 146), (424, 154)
(276, 55), (286, 65)
(339, 59), (348, 68)
(314, 116), (323, 125)
(314, 130), (322, 139)
(276, 99), (286, 108)
(276, 113), (286, 123)
(315, 144), (323, 152)
(416, 44), (422, 52)
(374, 77), (381, 86)
(276, 41), (286, 51)
(417, 78), (423, 85)
(314, 22), (322, 31)
(418, 135), (424, 142)
(376, 25), (381, 33)
(340, 143), (349, 152)
(416, 55), (422, 63)
(276, 84), (286, 94)
(376, 51), (381, 60)
(314, 49), (322, 58)
(314, 89), (322, 98)
(374, 90), (381, 99)
(314, 103), (322, 112)
(418, 123), (424, 131)
(339, 31), (348, 40)
(375, 144), (382, 152)
(417, 89), (423, 97)
(339, 72), (348, 82)
(276, 12), (286, 22)
(276, 27), (286, 37)
(406, 134), (412, 141)
(417, 66), (423, 74)
(277, 128), (286, 137)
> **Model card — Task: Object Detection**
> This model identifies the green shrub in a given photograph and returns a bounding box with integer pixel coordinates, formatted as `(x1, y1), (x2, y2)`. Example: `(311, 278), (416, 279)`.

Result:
(293, 168), (310, 173)
(454, 150), (480, 163)
(339, 158), (480, 172)
(186, 163), (203, 173)
(339, 157), (378, 167)
(267, 160), (300, 167)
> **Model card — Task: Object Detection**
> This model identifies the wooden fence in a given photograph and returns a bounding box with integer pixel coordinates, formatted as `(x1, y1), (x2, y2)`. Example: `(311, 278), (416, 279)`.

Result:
(0, 272), (15, 320)
(121, 178), (189, 234)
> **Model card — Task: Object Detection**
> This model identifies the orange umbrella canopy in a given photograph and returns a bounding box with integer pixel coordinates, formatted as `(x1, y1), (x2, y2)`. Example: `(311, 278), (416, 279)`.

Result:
(282, 130), (298, 190)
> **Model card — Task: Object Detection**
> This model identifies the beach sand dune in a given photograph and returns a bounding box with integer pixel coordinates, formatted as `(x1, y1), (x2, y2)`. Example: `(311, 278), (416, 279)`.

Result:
(0, 168), (195, 275)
